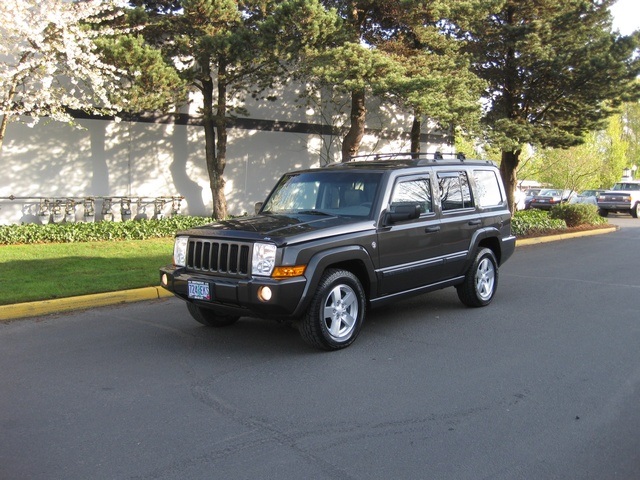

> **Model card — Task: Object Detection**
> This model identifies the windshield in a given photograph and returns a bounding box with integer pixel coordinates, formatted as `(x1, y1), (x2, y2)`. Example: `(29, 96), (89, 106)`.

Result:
(262, 171), (382, 217)
(539, 189), (561, 196)
(612, 183), (640, 191)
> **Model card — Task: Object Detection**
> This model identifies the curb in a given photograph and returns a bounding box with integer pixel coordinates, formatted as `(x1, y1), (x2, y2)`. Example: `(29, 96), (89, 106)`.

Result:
(0, 226), (619, 322)
(0, 287), (174, 322)
(515, 225), (617, 246)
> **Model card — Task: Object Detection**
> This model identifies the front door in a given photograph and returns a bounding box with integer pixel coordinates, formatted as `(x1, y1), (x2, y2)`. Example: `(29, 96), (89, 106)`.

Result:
(376, 174), (445, 296)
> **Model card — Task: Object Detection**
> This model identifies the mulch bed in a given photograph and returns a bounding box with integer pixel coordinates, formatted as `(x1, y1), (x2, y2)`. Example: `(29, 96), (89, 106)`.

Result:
(517, 223), (616, 240)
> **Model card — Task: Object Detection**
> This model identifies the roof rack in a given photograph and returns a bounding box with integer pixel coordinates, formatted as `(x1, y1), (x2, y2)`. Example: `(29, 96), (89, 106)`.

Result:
(349, 151), (467, 163)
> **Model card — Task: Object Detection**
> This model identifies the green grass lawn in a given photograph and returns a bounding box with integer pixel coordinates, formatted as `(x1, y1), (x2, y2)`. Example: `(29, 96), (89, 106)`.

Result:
(0, 238), (174, 305)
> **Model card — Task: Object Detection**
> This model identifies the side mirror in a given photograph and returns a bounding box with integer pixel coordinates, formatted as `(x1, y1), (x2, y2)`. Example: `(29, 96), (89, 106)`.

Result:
(254, 202), (263, 214)
(384, 204), (421, 225)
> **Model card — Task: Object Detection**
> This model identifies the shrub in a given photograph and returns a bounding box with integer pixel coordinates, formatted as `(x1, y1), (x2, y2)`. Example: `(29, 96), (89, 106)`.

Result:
(549, 203), (607, 227)
(0, 216), (213, 245)
(511, 209), (567, 237)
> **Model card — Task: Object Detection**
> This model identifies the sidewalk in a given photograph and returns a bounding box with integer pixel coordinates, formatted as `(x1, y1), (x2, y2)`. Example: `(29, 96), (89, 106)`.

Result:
(0, 226), (618, 322)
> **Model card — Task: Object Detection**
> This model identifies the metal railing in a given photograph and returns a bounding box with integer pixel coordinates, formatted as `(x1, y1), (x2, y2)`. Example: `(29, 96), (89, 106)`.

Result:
(0, 195), (184, 224)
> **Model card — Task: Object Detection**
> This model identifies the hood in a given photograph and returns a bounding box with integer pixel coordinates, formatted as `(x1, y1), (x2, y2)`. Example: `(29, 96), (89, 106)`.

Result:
(180, 213), (374, 246)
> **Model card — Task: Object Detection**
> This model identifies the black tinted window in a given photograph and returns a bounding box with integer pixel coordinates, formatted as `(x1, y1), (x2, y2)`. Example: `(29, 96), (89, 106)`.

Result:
(438, 172), (473, 211)
(390, 178), (432, 214)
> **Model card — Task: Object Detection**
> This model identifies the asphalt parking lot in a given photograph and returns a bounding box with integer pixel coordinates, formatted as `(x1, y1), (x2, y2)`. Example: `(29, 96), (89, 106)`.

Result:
(1, 216), (639, 479)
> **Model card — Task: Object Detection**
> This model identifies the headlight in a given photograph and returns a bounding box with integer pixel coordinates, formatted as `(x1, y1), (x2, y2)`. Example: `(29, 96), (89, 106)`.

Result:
(252, 242), (277, 276)
(173, 236), (189, 267)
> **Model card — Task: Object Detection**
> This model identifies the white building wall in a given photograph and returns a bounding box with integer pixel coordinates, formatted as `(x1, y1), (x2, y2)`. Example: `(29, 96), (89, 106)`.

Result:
(0, 89), (453, 225)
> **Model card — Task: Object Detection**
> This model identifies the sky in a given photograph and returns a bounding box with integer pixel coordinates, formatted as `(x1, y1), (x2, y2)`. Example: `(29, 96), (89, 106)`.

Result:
(610, 0), (640, 35)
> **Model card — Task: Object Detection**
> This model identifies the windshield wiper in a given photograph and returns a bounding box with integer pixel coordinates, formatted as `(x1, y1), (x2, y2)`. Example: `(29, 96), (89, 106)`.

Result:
(297, 210), (332, 216)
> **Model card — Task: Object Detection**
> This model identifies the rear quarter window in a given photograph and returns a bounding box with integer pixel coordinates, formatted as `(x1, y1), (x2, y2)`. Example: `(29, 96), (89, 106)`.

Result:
(473, 170), (504, 207)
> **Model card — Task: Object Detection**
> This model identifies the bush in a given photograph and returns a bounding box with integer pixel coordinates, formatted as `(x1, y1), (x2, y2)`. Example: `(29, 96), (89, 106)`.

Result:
(0, 216), (213, 245)
(511, 209), (567, 237)
(549, 203), (607, 227)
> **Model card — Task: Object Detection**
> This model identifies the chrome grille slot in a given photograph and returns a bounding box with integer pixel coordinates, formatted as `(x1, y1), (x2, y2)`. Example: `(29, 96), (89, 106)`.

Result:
(187, 239), (250, 276)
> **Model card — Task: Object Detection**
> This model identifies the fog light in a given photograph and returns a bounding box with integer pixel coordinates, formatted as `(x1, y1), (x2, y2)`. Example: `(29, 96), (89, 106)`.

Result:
(258, 286), (272, 302)
(161, 274), (168, 286)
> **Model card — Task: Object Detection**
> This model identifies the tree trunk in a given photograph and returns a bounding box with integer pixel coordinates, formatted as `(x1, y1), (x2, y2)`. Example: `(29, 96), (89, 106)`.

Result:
(201, 59), (219, 219)
(341, 89), (366, 162)
(500, 149), (521, 213)
(0, 80), (19, 154)
(410, 115), (421, 155)
(0, 114), (9, 154)
(213, 58), (228, 220)
(201, 56), (228, 220)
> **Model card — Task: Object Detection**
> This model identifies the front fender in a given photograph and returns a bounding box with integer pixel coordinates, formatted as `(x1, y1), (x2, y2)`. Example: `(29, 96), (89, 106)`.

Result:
(291, 245), (377, 316)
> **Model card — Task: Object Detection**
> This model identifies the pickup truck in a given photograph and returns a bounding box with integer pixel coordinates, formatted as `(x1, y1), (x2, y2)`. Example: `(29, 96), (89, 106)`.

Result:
(597, 180), (640, 218)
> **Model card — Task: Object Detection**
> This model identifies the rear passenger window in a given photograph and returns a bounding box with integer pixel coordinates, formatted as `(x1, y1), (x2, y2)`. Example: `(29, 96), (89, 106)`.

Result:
(390, 178), (432, 214)
(473, 170), (504, 207)
(438, 172), (474, 211)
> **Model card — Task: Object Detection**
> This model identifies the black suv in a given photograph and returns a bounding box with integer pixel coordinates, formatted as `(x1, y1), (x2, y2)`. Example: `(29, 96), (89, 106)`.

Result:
(160, 153), (516, 350)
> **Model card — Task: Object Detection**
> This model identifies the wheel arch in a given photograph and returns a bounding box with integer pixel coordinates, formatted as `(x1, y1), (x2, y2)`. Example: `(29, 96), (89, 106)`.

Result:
(470, 228), (502, 264)
(295, 246), (376, 315)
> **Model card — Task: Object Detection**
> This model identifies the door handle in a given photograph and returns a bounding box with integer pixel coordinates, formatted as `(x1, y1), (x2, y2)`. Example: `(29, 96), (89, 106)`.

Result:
(468, 219), (481, 226)
(425, 226), (441, 233)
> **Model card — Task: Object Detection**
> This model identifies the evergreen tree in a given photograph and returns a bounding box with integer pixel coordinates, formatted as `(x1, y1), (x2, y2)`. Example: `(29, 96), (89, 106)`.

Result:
(463, 0), (640, 211)
(95, 34), (186, 113)
(377, 1), (491, 153)
(129, 0), (340, 219)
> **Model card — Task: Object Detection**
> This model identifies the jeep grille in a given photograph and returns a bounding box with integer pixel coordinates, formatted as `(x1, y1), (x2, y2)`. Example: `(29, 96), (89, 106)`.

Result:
(187, 239), (251, 277)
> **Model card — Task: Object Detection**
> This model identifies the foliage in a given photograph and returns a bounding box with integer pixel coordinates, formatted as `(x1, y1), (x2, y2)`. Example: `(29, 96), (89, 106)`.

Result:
(512, 204), (607, 237)
(462, 0), (640, 210)
(535, 132), (606, 192)
(127, 0), (342, 220)
(511, 209), (566, 237)
(0, 0), (127, 151)
(602, 113), (632, 187)
(94, 34), (187, 112)
(622, 99), (640, 170)
(309, 0), (490, 159)
(549, 203), (608, 228)
(0, 216), (212, 245)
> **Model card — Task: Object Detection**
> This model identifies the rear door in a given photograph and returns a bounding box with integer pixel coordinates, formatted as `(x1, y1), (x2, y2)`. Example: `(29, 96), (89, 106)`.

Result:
(435, 170), (477, 278)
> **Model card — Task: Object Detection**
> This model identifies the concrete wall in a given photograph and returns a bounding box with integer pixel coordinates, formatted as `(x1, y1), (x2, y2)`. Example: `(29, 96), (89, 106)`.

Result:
(0, 89), (453, 225)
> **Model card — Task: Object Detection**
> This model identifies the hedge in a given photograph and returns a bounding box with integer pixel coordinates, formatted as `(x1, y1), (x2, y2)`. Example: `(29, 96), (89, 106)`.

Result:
(0, 216), (213, 245)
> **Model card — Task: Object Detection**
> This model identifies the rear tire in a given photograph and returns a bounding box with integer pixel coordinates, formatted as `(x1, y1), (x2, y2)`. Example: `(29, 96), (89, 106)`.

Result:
(598, 208), (609, 217)
(187, 303), (239, 327)
(300, 269), (366, 351)
(457, 248), (498, 308)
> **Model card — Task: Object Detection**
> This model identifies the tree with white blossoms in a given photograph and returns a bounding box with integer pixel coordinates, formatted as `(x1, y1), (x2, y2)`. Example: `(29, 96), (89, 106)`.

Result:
(0, 0), (126, 153)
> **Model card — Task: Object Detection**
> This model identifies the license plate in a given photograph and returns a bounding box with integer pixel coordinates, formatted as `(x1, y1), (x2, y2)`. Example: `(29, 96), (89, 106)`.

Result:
(188, 281), (211, 300)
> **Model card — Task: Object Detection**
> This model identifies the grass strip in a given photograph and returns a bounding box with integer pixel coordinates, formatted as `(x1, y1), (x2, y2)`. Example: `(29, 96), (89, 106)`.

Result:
(0, 238), (173, 305)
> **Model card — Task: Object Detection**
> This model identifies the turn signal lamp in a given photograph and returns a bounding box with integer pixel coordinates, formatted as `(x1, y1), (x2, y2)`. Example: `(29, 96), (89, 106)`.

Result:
(271, 265), (306, 279)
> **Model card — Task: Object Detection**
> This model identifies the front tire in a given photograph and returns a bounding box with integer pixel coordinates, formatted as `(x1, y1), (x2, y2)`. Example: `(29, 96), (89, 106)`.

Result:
(631, 203), (640, 218)
(300, 269), (366, 351)
(457, 248), (498, 308)
(187, 303), (239, 327)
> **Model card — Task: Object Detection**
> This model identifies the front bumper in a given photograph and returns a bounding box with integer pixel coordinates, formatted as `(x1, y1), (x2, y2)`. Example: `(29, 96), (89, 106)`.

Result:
(160, 265), (307, 318)
(597, 202), (631, 211)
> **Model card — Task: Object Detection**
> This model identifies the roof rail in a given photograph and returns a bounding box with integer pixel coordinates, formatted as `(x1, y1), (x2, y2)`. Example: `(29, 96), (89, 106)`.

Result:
(348, 151), (467, 163)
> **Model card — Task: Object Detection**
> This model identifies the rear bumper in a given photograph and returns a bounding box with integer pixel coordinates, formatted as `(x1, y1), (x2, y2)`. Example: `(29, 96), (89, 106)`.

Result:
(160, 265), (307, 318)
(501, 235), (516, 265)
